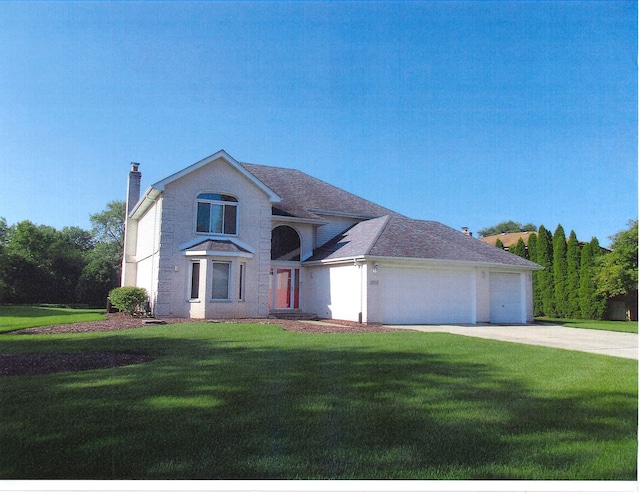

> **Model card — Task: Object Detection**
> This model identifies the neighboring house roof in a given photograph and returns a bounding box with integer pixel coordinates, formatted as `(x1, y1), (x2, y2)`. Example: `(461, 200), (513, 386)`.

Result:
(241, 163), (402, 221)
(309, 215), (541, 269)
(479, 232), (534, 248)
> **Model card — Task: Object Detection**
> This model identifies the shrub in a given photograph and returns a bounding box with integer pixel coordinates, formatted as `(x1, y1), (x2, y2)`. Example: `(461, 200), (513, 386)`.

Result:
(108, 287), (148, 315)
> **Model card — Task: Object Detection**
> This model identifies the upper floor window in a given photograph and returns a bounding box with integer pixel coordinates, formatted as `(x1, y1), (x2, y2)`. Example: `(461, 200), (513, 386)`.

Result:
(196, 193), (238, 235)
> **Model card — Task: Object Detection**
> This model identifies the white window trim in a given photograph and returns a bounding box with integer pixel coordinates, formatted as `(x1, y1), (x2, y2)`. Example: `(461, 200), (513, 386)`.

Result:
(195, 193), (239, 236)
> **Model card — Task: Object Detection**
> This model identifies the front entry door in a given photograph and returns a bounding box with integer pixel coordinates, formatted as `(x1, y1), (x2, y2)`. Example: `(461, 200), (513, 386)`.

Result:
(271, 268), (300, 309)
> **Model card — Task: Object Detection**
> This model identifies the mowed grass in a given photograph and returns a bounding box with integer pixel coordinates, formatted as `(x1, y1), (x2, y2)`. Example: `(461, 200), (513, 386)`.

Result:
(0, 323), (636, 480)
(0, 305), (106, 334)
(536, 317), (638, 334)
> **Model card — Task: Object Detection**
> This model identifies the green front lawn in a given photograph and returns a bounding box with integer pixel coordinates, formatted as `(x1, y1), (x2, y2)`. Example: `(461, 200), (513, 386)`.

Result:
(0, 305), (106, 333)
(536, 317), (638, 334)
(0, 323), (636, 479)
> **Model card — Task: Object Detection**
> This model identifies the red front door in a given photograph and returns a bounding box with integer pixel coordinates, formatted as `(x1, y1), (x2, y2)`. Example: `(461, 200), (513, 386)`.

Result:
(271, 268), (300, 309)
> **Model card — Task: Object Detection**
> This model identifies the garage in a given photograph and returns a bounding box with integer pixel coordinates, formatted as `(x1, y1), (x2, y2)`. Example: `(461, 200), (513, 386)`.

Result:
(379, 266), (475, 324)
(489, 272), (524, 323)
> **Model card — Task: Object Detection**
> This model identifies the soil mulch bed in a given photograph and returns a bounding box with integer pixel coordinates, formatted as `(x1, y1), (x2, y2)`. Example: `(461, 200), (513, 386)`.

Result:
(10, 312), (404, 335)
(3, 313), (407, 376)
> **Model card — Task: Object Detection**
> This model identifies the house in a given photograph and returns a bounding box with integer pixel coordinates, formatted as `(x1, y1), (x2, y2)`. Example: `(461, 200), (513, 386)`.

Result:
(121, 150), (541, 324)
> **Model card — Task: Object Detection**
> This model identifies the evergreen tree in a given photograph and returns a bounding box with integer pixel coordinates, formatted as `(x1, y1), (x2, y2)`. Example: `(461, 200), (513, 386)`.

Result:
(536, 225), (555, 317)
(579, 239), (606, 319)
(552, 225), (568, 317)
(527, 233), (542, 315)
(512, 237), (527, 258)
(565, 231), (581, 317)
(527, 232), (538, 263)
(495, 238), (504, 250)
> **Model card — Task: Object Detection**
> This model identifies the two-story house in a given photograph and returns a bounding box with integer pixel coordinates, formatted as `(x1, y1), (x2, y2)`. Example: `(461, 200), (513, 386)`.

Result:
(121, 150), (541, 324)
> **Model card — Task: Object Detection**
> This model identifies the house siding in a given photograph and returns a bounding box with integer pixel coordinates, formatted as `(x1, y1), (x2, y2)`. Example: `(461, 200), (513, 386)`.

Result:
(148, 157), (273, 318)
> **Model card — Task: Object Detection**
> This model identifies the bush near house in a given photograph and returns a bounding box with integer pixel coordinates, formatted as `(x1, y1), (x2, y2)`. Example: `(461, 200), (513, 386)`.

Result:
(108, 287), (148, 315)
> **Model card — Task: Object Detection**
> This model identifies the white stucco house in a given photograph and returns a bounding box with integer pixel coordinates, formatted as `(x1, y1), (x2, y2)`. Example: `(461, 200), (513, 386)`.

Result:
(121, 150), (541, 324)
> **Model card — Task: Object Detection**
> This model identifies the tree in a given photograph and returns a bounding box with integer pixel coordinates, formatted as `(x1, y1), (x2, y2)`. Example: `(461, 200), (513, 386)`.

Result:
(510, 237), (527, 259)
(594, 220), (638, 301)
(536, 225), (555, 317)
(579, 238), (606, 319)
(495, 238), (504, 250)
(552, 225), (568, 317)
(478, 220), (537, 238)
(2, 221), (91, 304)
(90, 200), (125, 251)
(565, 231), (581, 317)
(78, 200), (126, 306)
(527, 233), (542, 315)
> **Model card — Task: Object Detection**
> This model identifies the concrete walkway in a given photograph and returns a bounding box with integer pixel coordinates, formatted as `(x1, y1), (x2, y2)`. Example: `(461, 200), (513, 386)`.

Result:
(386, 323), (638, 360)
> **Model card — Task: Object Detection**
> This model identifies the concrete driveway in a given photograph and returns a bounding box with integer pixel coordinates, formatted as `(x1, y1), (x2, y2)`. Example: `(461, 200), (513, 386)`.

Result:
(386, 323), (638, 359)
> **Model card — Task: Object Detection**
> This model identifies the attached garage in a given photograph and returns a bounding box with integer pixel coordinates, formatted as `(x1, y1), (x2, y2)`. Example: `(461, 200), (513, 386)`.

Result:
(379, 266), (475, 324)
(489, 272), (525, 324)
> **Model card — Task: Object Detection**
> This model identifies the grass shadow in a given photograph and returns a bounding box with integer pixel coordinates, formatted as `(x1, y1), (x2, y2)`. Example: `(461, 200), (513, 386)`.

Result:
(0, 326), (636, 479)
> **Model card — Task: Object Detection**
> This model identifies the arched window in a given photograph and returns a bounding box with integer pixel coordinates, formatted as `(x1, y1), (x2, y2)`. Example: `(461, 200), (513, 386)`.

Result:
(196, 193), (238, 235)
(271, 226), (301, 261)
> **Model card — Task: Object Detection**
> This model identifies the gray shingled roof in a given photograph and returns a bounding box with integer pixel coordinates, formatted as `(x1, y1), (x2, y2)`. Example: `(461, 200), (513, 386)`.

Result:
(183, 239), (251, 254)
(309, 215), (541, 269)
(242, 163), (402, 220)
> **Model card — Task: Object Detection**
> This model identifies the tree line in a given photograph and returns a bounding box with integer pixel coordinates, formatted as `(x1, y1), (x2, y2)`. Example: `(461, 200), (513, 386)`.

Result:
(488, 220), (638, 320)
(0, 201), (124, 307)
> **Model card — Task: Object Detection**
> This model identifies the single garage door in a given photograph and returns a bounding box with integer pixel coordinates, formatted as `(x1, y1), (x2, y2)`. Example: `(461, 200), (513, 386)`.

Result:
(380, 267), (474, 324)
(489, 272), (523, 323)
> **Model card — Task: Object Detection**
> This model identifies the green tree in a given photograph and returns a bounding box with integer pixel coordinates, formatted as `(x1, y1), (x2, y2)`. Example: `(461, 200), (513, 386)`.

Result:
(552, 225), (568, 317)
(478, 220), (537, 238)
(510, 237), (527, 259)
(2, 221), (91, 303)
(595, 220), (638, 302)
(527, 233), (542, 315)
(565, 230), (581, 317)
(579, 238), (606, 319)
(495, 238), (504, 250)
(536, 225), (555, 317)
(78, 200), (126, 306)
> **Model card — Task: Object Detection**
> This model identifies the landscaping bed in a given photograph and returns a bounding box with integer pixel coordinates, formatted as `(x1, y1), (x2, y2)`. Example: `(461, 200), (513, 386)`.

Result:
(10, 312), (400, 335)
(3, 313), (405, 376)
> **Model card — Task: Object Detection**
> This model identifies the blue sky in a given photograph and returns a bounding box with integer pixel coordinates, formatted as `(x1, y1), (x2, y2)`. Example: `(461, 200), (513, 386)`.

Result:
(0, 1), (636, 246)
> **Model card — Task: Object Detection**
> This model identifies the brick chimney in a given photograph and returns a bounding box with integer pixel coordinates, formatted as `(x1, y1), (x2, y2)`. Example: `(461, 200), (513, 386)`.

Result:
(126, 162), (141, 214)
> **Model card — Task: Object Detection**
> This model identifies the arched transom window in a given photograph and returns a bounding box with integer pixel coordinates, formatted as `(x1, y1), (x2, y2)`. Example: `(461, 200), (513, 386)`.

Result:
(196, 193), (238, 235)
(271, 225), (301, 261)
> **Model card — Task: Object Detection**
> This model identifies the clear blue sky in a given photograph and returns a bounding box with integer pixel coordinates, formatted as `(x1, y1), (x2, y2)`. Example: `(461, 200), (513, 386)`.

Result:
(0, 1), (636, 246)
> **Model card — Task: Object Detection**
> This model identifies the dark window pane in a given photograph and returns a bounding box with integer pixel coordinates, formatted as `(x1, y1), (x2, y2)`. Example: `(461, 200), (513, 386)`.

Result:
(224, 205), (237, 234)
(196, 203), (210, 232)
(190, 262), (200, 299)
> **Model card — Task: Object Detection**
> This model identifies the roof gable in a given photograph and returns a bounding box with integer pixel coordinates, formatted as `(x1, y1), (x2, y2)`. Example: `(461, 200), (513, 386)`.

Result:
(152, 150), (281, 202)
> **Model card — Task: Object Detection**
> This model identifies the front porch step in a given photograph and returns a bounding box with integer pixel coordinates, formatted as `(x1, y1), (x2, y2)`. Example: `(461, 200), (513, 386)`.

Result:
(268, 311), (319, 321)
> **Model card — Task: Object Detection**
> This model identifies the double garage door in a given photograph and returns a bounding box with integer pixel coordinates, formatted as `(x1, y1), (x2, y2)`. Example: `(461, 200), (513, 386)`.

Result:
(380, 267), (475, 324)
(379, 267), (524, 324)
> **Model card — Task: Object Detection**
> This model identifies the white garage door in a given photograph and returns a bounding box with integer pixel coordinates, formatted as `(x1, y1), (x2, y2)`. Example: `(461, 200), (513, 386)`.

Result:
(380, 267), (474, 324)
(489, 272), (523, 323)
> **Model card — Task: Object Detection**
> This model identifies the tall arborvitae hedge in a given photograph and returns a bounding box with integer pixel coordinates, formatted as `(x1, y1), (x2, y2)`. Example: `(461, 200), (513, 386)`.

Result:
(552, 225), (568, 317)
(579, 239), (606, 319)
(489, 223), (609, 320)
(527, 233), (542, 316)
(536, 225), (555, 317)
(565, 231), (581, 317)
